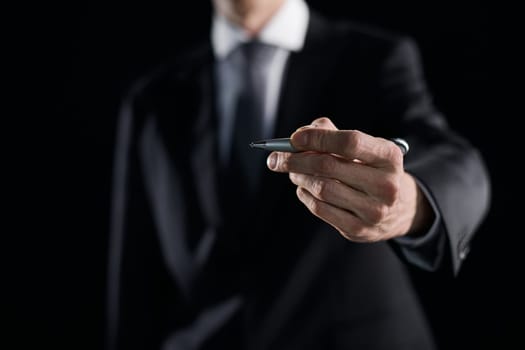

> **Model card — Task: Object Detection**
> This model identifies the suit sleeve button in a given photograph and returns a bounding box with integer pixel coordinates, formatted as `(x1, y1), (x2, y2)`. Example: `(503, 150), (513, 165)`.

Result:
(459, 245), (470, 260)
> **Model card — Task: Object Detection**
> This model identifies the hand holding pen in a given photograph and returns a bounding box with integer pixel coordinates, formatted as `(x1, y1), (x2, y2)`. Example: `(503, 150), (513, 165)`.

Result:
(250, 117), (432, 243)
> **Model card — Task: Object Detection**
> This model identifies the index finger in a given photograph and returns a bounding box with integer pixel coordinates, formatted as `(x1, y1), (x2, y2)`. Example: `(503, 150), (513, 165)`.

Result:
(290, 128), (403, 168)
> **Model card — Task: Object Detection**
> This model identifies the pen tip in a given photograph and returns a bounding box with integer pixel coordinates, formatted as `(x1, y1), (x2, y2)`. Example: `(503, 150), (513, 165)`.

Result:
(249, 140), (266, 149)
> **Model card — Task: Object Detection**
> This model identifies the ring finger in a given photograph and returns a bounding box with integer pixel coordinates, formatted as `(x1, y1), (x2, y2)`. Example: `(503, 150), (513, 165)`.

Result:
(289, 172), (376, 223)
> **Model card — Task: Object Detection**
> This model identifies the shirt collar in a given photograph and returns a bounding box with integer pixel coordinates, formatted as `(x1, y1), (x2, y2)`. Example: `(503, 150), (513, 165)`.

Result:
(212, 0), (309, 59)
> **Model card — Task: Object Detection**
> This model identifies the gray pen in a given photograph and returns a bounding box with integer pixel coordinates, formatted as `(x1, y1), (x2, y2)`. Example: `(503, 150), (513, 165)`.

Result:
(250, 137), (409, 155)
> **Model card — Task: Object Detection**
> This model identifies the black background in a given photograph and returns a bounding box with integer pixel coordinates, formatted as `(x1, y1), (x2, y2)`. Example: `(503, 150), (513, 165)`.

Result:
(8, 1), (522, 349)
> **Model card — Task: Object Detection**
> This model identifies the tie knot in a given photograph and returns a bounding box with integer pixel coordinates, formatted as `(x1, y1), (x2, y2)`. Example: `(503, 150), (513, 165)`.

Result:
(238, 40), (276, 66)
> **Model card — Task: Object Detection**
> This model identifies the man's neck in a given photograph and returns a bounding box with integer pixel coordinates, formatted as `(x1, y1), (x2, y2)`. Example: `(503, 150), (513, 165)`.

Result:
(213, 0), (286, 36)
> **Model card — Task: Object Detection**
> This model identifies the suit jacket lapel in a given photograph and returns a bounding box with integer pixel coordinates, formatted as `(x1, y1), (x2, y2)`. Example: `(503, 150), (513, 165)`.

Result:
(273, 12), (342, 138)
(155, 45), (222, 232)
(153, 46), (223, 293)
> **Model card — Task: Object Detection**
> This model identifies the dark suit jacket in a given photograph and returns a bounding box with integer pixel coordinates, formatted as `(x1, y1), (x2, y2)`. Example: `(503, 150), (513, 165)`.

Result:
(107, 11), (490, 350)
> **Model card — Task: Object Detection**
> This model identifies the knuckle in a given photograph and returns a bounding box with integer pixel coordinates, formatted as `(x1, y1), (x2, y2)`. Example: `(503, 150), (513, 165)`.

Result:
(311, 179), (324, 198)
(309, 198), (324, 216)
(343, 130), (361, 151)
(338, 130), (362, 158)
(377, 175), (400, 204)
(368, 203), (389, 224)
(312, 179), (331, 200)
(317, 131), (329, 151)
(385, 142), (403, 164)
(277, 152), (292, 170)
(305, 197), (325, 218)
(297, 188), (324, 217)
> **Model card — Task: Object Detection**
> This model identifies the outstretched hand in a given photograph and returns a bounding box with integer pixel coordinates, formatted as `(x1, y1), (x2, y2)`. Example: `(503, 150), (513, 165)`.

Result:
(266, 117), (433, 242)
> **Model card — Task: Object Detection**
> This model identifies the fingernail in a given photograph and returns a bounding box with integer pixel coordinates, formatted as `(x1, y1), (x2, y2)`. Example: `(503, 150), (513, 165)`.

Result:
(267, 153), (277, 169)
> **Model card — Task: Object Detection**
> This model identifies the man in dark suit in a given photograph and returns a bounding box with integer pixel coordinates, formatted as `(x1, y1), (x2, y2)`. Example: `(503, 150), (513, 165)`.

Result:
(106, 0), (491, 349)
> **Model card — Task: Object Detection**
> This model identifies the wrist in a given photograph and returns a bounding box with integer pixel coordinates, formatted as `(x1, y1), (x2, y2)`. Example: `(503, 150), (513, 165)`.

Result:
(405, 173), (435, 237)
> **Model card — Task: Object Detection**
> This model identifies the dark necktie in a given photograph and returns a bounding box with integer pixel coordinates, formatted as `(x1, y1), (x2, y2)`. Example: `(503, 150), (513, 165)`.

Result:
(229, 41), (276, 197)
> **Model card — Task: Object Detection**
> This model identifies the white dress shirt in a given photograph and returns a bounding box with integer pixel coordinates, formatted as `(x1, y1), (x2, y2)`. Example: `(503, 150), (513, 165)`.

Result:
(212, 0), (309, 164)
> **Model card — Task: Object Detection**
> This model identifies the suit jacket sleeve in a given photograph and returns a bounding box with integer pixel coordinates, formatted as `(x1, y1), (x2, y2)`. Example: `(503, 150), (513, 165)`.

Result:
(376, 38), (491, 274)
